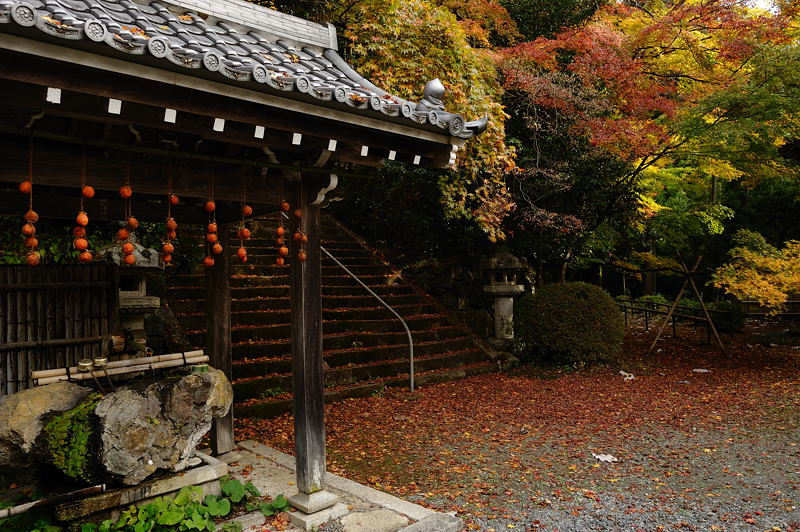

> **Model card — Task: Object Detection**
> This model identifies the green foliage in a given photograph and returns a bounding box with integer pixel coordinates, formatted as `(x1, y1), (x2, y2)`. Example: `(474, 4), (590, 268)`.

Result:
(91, 486), (216, 531)
(44, 393), (103, 483)
(329, 162), (492, 269)
(339, 0), (516, 240)
(515, 282), (624, 365)
(83, 482), (288, 532)
(501, 0), (606, 39)
(709, 301), (747, 333)
(635, 294), (669, 306)
(0, 508), (60, 532)
(257, 494), (289, 517)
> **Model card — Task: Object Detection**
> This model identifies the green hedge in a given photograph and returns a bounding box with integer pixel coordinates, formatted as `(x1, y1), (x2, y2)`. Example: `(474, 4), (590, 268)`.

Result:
(515, 282), (624, 365)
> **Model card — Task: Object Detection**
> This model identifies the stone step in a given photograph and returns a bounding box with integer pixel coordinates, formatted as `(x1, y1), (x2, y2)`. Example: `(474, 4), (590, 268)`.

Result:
(233, 348), (487, 401)
(234, 361), (498, 419)
(169, 283), (415, 301)
(176, 303), (441, 329)
(170, 293), (429, 314)
(228, 326), (467, 359)
(232, 336), (477, 380)
(186, 315), (451, 345)
(228, 264), (392, 277)
(170, 273), (402, 288)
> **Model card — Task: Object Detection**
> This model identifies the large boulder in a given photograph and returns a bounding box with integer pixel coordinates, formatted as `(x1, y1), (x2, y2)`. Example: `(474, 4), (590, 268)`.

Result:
(0, 381), (92, 477)
(95, 368), (232, 485)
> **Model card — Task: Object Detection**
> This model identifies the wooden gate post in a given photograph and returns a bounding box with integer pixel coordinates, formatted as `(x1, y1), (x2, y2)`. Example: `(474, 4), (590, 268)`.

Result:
(288, 184), (338, 514)
(207, 223), (235, 455)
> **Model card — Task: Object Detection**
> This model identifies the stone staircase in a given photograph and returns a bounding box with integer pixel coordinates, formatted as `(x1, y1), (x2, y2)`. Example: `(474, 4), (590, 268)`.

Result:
(166, 215), (495, 418)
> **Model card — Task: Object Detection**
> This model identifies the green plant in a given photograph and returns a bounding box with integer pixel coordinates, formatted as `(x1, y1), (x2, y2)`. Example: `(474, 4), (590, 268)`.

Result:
(709, 301), (747, 333)
(635, 294), (669, 306)
(44, 393), (103, 483)
(258, 387), (284, 399)
(515, 282), (624, 365)
(78, 485), (236, 532)
(0, 506), (60, 532)
(370, 384), (387, 398)
(257, 494), (289, 517)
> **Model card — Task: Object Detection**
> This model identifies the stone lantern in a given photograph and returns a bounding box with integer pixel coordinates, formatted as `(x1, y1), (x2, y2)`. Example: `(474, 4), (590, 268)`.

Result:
(482, 247), (527, 342)
(97, 235), (162, 349)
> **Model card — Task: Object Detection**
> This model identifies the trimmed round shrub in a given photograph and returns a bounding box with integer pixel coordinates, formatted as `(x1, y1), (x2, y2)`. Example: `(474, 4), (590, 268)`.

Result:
(515, 282), (624, 365)
(709, 301), (746, 333)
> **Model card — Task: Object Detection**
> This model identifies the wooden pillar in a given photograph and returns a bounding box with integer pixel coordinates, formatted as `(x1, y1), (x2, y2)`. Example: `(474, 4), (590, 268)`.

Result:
(288, 183), (338, 514)
(207, 223), (234, 455)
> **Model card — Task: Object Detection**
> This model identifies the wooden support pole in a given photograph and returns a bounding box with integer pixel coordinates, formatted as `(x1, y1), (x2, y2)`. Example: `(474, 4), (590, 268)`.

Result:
(207, 224), (234, 455)
(290, 185), (327, 494)
(646, 256), (702, 356)
(288, 181), (338, 515)
(680, 257), (727, 356)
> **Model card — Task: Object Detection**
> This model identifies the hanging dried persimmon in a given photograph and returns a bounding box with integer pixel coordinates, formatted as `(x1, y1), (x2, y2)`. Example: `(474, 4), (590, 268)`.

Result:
(22, 140), (40, 266)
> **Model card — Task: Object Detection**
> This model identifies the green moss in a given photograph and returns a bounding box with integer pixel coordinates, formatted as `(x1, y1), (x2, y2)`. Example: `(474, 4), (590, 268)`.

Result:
(43, 393), (102, 484)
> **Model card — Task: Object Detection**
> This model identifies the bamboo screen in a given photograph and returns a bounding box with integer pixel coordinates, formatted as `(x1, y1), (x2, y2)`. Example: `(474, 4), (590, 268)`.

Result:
(0, 263), (118, 395)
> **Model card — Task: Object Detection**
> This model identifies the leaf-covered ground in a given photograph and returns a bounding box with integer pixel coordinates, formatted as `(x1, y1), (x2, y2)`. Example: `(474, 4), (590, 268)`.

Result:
(236, 321), (800, 531)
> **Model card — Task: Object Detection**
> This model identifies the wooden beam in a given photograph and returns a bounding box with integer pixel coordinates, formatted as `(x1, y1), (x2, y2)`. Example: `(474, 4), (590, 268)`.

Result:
(207, 224), (235, 455)
(0, 49), (450, 160)
(0, 133), (284, 207)
(0, 184), (248, 224)
(290, 183), (327, 494)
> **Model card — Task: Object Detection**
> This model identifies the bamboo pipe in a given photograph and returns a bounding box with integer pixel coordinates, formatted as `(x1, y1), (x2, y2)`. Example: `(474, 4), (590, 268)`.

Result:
(34, 355), (208, 385)
(30, 350), (205, 380)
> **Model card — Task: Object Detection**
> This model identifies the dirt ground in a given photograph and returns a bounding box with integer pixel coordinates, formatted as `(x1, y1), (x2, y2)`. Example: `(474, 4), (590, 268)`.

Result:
(236, 318), (800, 531)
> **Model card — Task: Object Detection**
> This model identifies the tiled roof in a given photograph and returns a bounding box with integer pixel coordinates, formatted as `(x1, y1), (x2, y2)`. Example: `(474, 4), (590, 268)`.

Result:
(0, 0), (488, 139)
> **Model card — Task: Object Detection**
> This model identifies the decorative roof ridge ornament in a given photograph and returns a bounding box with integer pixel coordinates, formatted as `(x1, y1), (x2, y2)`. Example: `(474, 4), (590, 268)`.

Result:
(416, 79), (446, 112)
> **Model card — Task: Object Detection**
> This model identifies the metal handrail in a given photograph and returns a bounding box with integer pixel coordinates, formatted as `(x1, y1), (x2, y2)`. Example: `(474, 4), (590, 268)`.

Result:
(321, 246), (415, 391)
(280, 211), (415, 390)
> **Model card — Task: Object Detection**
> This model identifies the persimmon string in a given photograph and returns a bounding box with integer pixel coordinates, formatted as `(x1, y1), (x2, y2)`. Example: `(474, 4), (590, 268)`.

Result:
(27, 138), (33, 211)
(80, 147), (86, 212)
(125, 161), (131, 220)
(167, 162), (173, 219)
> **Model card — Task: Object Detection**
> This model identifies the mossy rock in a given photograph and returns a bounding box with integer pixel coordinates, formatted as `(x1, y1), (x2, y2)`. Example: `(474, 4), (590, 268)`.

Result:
(515, 282), (624, 365)
(43, 393), (103, 484)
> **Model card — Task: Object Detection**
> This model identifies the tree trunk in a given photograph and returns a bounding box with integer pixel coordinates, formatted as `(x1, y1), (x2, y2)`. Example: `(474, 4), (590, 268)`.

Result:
(560, 249), (573, 284)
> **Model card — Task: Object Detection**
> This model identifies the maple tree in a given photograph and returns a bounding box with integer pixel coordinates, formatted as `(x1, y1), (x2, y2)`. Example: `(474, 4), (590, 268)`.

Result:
(500, 0), (797, 279)
(712, 230), (800, 313)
